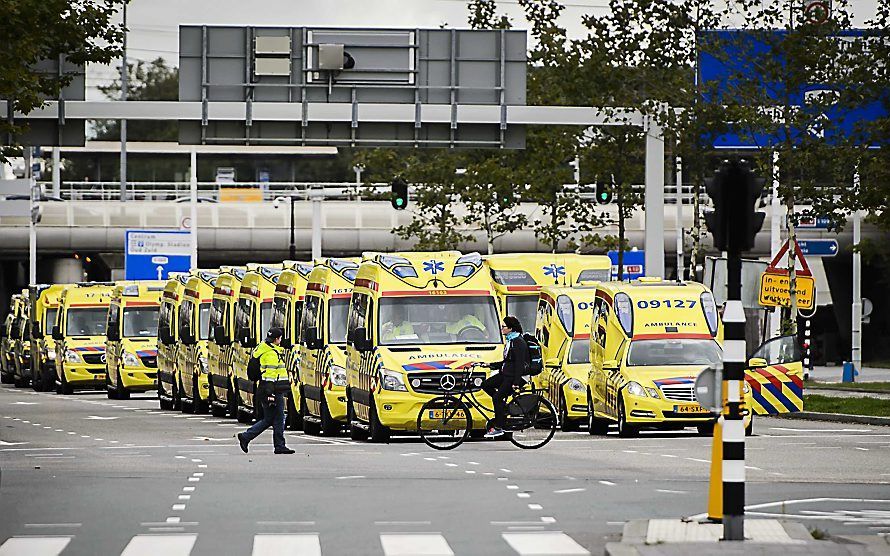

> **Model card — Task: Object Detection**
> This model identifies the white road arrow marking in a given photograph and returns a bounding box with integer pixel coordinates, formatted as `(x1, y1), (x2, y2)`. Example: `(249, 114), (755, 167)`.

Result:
(85, 416), (119, 420)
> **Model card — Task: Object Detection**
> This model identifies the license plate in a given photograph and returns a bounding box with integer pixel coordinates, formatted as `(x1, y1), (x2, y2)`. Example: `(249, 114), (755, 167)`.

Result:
(428, 409), (466, 420)
(674, 404), (709, 414)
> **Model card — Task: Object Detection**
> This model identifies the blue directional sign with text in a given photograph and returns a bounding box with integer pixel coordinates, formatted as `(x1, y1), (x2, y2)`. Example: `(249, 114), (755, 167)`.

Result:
(608, 250), (645, 280)
(797, 239), (839, 257)
(125, 230), (192, 280)
(796, 216), (832, 229)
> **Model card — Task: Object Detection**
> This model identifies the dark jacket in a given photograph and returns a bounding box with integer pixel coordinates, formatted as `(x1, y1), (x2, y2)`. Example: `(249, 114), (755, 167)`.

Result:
(490, 334), (530, 385)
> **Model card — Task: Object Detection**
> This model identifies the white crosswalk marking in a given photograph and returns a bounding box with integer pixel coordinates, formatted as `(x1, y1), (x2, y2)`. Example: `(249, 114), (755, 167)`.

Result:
(502, 532), (590, 555)
(0, 536), (71, 556)
(120, 534), (197, 556)
(380, 533), (454, 556)
(251, 534), (321, 556)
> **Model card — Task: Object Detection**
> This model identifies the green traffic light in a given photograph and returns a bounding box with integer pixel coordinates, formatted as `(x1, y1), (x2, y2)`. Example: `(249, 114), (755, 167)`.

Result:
(396, 198), (404, 206)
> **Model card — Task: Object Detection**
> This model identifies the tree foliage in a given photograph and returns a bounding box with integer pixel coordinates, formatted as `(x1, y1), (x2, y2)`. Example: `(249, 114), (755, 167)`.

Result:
(0, 0), (125, 162)
(93, 57), (179, 141)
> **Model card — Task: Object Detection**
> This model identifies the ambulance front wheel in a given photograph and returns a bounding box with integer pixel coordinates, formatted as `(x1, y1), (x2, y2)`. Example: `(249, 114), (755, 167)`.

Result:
(617, 399), (638, 438)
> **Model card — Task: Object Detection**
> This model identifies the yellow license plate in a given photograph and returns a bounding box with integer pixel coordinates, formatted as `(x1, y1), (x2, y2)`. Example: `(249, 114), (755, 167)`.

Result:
(674, 404), (709, 414)
(428, 409), (466, 420)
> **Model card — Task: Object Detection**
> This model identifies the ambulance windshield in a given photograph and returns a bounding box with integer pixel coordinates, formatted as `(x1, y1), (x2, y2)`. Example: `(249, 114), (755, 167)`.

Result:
(506, 296), (538, 334)
(379, 296), (501, 345)
(626, 339), (722, 367)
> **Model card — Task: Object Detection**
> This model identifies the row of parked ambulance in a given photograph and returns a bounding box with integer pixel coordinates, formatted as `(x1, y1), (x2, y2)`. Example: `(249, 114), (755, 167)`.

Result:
(1, 251), (804, 439)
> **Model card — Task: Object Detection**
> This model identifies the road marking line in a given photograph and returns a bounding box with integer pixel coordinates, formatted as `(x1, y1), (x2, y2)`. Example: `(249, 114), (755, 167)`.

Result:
(622, 450), (637, 453)
(467, 461), (480, 465)
(855, 447), (870, 451)
(465, 470), (476, 474)
(192, 473), (204, 477)
(54, 429), (63, 432)
(660, 454), (678, 458)
(498, 477), (508, 481)
(23, 524), (82, 528)
(198, 464), (207, 468)
(517, 493), (531, 498)
(188, 477), (200, 482)
(0, 536), (72, 556)
(656, 489), (687, 494)
(175, 455), (186, 459)
(171, 504), (186, 510)
(502, 532), (589, 555)
(335, 475), (366, 480)
(166, 517), (181, 523)
(528, 504), (543, 510)
(182, 487), (195, 492)
(686, 458), (710, 463)
(554, 488), (586, 494)
(120, 534), (197, 556)
(507, 485), (519, 490)
(380, 533), (453, 556)
(445, 463), (458, 467)
(178, 495), (191, 500)
(501, 468), (512, 473)
(191, 459), (203, 462)
(256, 521), (316, 526)
(252, 534), (321, 556)
(599, 480), (616, 486)
(375, 521), (432, 526)
(424, 457), (436, 461)
(541, 517), (556, 523)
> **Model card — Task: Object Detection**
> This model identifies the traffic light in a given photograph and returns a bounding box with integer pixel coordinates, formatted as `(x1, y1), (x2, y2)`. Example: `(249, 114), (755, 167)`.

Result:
(391, 177), (408, 210)
(704, 160), (766, 253)
(595, 180), (613, 205)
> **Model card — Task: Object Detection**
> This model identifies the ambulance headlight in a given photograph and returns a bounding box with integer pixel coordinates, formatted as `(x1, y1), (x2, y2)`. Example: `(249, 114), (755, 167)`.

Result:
(329, 365), (347, 387)
(65, 350), (82, 363)
(625, 381), (647, 397)
(381, 369), (408, 392)
(700, 292), (719, 336)
(123, 351), (140, 367)
(614, 293), (634, 336)
(646, 387), (660, 398)
(567, 378), (584, 392)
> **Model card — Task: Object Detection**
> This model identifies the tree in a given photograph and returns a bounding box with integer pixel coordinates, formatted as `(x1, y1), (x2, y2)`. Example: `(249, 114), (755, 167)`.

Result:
(93, 57), (179, 141)
(460, 153), (528, 255)
(355, 148), (471, 251)
(0, 0), (124, 162)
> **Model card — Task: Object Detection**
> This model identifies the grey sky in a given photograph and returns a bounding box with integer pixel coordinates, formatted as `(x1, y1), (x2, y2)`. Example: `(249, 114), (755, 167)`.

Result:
(89, 0), (880, 99)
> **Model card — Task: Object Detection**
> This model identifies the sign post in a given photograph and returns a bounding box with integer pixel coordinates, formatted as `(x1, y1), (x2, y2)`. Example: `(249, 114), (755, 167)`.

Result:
(758, 240), (816, 310)
(125, 230), (192, 280)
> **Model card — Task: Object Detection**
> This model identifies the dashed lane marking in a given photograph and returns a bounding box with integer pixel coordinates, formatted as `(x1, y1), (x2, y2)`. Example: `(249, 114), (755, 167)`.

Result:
(120, 534), (197, 556)
(252, 534), (322, 556)
(502, 532), (589, 555)
(599, 480), (616, 486)
(380, 533), (454, 556)
(554, 488), (586, 494)
(0, 536), (71, 556)
(528, 504), (543, 510)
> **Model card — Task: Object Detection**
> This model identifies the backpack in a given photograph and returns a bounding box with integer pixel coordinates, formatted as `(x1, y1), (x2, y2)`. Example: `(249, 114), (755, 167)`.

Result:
(247, 354), (262, 382)
(522, 333), (544, 376)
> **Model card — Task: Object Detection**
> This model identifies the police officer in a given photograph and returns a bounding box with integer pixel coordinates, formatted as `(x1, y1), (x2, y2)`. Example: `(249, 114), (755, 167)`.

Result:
(237, 327), (294, 454)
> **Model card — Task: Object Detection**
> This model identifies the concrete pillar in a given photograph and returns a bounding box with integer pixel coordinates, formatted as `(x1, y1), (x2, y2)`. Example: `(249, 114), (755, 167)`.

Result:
(52, 258), (84, 284)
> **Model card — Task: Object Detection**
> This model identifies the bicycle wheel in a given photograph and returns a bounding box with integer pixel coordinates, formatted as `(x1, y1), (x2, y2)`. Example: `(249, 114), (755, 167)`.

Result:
(507, 394), (557, 449)
(417, 396), (472, 450)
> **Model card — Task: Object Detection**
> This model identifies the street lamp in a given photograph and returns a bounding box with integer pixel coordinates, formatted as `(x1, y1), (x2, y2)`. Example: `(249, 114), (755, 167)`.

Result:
(273, 193), (297, 260)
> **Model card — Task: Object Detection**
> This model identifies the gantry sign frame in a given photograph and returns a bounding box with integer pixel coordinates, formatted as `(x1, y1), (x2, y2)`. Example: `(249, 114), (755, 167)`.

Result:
(0, 26), (666, 277)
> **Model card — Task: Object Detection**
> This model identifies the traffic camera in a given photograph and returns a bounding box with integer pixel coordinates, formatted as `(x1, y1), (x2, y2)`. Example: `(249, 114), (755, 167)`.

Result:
(704, 160), (766, 253)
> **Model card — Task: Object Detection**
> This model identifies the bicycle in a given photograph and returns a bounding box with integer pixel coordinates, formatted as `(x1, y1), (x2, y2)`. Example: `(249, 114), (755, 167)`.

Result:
(416, 366), (558, 450)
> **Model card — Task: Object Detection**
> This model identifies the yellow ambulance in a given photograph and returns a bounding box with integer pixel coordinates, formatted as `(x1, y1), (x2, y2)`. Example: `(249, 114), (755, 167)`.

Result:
(11, 291), (31, 388)
(29, 284), (69, 391)
(105, 281), (165, 399)
(297, 258), (359, 436)
(586, 278), (752, 437)
(207, 266), (247, 418)
(484, 253), (612, 332)
(534, 285), (599, 432)
(158, 273), (189, 410)
(232, 264), (282, 423)
(1, 298), (20, 384)
(176, 271), (217, 413)
(270, 261), (314, 428)
(345, 251), (502, 442)
(745, 334), (805, 415)
(52, 282), (115, 394)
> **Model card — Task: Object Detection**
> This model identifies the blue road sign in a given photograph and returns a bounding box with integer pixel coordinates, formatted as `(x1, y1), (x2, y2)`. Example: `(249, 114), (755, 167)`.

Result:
(797, 239), (839, 257)
(608, 250), (645, 280)
(796, 216), (832, 229)
(125, 230), (192, 280)
(698, 29), (886, 149)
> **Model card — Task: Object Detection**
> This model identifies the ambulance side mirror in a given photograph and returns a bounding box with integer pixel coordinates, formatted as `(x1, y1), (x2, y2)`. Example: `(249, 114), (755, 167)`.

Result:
(304, 327), (322, 350)
(52, 325), (63, 341)
(353, 327), (371, 352)
(158, 324), (171, 345)
(602, 359), (619, 372)
(32, 325), (43, 339)
(748, 357), (767, 368)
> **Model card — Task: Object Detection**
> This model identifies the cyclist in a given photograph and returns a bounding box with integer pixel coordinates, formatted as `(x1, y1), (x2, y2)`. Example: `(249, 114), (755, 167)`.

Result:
(480, 315), (529, 438)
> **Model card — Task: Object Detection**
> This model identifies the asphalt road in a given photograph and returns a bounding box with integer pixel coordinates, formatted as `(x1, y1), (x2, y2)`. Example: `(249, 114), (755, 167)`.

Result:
(2, 384), (889, 556)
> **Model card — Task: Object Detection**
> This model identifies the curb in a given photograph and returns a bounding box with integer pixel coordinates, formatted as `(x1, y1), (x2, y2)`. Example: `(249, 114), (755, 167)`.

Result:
(807, 387), (890, 396)
(773, 411), (890, 426)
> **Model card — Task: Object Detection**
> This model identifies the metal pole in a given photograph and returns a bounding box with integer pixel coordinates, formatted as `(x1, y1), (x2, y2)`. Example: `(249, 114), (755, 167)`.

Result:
(119, 1), (128, 202)
(769, 150), (781, 339)
(852, 199), (862, 373)
(676, 156), (684, 280)
(52, 146), (60, 198)
(644, 119), (665, 278)
(289, 194), (296, 260)
(803, 318), (812, 381)
(190, 148), (198, 270)
(26, 148), (37, 284)
(311, 186), (322, 260)
(722, 253), (746, 541)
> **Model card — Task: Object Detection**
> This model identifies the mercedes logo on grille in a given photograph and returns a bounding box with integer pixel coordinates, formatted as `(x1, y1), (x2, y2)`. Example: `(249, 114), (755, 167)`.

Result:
(100, 354), (107, 363)
(439, 374), (456, 391)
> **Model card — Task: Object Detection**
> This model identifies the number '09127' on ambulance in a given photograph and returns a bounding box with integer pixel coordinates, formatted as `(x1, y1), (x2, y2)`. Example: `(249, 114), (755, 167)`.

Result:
(586, 278), (753, 437)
